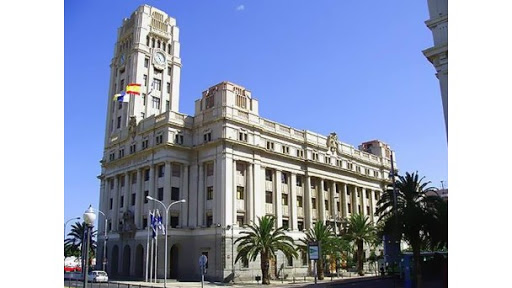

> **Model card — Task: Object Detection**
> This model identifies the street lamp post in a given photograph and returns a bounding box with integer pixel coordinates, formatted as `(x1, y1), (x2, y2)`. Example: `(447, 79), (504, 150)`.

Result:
(83, 205), (97, 288)
(65, 217), (80, 240)
(97, 210), (108, 272)
(333, 196), (339, 278)
(226, 224), (237, 282)
(146, 196), (186, 288)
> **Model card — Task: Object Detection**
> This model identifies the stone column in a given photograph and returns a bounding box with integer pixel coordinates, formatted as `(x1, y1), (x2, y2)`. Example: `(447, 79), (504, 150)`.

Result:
(304, 174), (313, 229)
(318, 178), (325, 223)
(247, 163), (253, 224)
(275, 170), (282, 228)
(362, 187), (368, 217)
(135, 169), (142, 228)
(112, 176), (119, 231)
(164, 162), (171, 204)
(290, 173), (298, 231)
(341, 182), (348, 219)
(181, 164), (189, 227)
(253, 162), (263, 219)
(197, 162), (204, 226)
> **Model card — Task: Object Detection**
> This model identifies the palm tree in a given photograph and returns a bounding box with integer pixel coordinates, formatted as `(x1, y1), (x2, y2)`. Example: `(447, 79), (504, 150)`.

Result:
(343, 213), (376, 276)
(376, 171), (441, 288)
(64, 221), (97, 264)
(234, 215), (297, 285)
(298, 221), (337, 280)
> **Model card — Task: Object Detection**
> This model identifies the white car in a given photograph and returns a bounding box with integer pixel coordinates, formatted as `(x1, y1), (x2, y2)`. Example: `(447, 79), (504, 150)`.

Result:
(88, 270), (108, 283)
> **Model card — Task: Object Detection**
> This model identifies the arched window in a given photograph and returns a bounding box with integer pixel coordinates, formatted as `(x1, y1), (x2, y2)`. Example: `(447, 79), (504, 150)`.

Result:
(146, 36), (149, 46)
(157, 40), (161, 48)
(151, 38), (155, 48)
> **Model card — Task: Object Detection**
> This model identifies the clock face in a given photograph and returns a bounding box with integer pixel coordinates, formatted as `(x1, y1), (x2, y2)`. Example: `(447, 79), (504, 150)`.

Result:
(154, 52), (165, 65)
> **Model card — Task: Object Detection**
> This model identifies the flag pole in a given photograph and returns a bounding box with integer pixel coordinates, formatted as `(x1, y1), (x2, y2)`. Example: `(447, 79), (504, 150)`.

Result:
(155, 214), (158, 283)
(145, 209), (150, 282)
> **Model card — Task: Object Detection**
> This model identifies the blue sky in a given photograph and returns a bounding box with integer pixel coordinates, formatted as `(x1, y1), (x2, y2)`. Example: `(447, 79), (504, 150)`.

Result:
(64, 0), (447, 234)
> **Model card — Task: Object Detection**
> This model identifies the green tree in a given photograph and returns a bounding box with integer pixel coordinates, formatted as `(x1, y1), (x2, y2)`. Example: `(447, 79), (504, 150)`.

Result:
(343, 213), (376, 276)
(376, 171), (441, 288)
(234, 215), (297, 285)
(64, 221), (97, 264)
(298, 222), (337, 280)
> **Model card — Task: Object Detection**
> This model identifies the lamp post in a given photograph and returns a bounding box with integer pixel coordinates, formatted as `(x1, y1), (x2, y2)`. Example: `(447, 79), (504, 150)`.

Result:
(226, 223), (237, 282)
(97, 210), (108, 272)
(83, 205), (97, 288)
(146, 196), (186, 288)
(65, 217), (80, 240)
(333, 196), (339, 278)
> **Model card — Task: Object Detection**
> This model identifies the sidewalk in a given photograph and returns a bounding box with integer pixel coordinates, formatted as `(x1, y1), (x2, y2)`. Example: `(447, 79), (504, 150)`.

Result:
(110, 273), (383, 288)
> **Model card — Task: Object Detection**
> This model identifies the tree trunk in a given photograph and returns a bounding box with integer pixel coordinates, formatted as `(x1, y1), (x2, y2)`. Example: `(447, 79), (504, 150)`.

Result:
(261, 253), (270, 285)
(357, 240), (364, 276)
(317, 258), (325, 280)
(413, 242), (423, 288)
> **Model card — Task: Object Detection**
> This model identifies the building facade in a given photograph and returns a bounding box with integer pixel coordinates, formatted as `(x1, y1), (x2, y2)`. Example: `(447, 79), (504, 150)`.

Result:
(97, 5), (397, 282)
(423, 0), (448, 139)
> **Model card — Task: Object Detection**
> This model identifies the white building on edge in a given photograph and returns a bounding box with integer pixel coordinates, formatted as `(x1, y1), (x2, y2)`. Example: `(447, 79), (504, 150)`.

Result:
(97, 5), (396, 282)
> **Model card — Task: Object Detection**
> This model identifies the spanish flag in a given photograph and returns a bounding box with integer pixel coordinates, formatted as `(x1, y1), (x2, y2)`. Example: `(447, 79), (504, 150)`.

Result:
(126, 83), (141, 95)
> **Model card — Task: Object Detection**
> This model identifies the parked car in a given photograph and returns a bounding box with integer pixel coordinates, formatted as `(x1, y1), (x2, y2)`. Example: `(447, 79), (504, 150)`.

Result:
(88, 270), (108, 283)
(64, 265), (82, 273)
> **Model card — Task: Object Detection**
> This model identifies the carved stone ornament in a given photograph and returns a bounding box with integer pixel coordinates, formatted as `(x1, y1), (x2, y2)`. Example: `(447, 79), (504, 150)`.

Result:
(128, 116), (137, 139)
(327, 132), (339, 154)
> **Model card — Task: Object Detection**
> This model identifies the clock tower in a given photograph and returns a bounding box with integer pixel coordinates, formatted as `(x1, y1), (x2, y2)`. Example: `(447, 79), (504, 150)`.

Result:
(104, 5), (182, 144)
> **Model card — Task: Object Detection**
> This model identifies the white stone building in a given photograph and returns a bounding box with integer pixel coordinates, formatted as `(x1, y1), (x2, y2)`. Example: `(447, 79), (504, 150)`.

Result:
(97, 5), (396, 282)
(423, 0), (448, 139)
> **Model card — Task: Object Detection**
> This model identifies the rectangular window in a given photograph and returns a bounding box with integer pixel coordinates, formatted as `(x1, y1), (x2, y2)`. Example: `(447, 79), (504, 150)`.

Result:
(366, 191), (370, 199)
(347, 189), (351, 196)
(206, 216), (213, 227)
(325, 157), (331, 164)
(109, 198), (113, 210)
(168, 66), (172, 76)
(131, 173), (137, 184)
(366, 206), (370, 215)
(175, 133), (184, 145)
(324, 200), (329, 210)
(170, 216), (179, 228)
(282, 219), (289, 230)
(287, 254), (293, 267)
(152, 97), (161, 109)
(237, 215), (245, 226)
(130, 143), (136, 154)
(310, 178), (316, 189)
(206, 162), (214, 176)
(158, 165), (164, 177)
(237, 186), (245, 200)
(158, 187), (164, 201)
(144, 169), (150, 181)
(296, 175), (303, 187)
(266, 141), (274, 150)
(296, 149), (304, 158)
(120, 196), (124, 208)
(144, 58), (149, 68)
(166, 100), (169, 111)
(265, 191), (273, 204)
(171, 187), (180, 200)
(207, 186), (213, 200)
(298, 221), (304, 232)
(312, 152), (319, 161)
(142, 93), (147, 106)
(144, 191), (149, 203)
(324, 181), (328, 191)
(142, 138), (149, 150)
(282, 194), (288, 205)
(281, 145), (289, 154)
(265, 169), (273, 181)
(358, 205), (362, 214)
(117, 116), (121, 129)
(156, 134), (163, 145)
(281, 173), (288, 184)
(120, 176), (125, 187)
(172, 164), (181, 177)
(203, 132), (212, 143)
(238, 131), (248, 142)
(155, 79), (162, 91)
(347, 203), (351, 213)
(143, 75), (147, 86)
(297, 196), (303, 207)
(312, 198), (317, 209)
(131, 193), (136, 206)
(166, 82), (170, 94)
